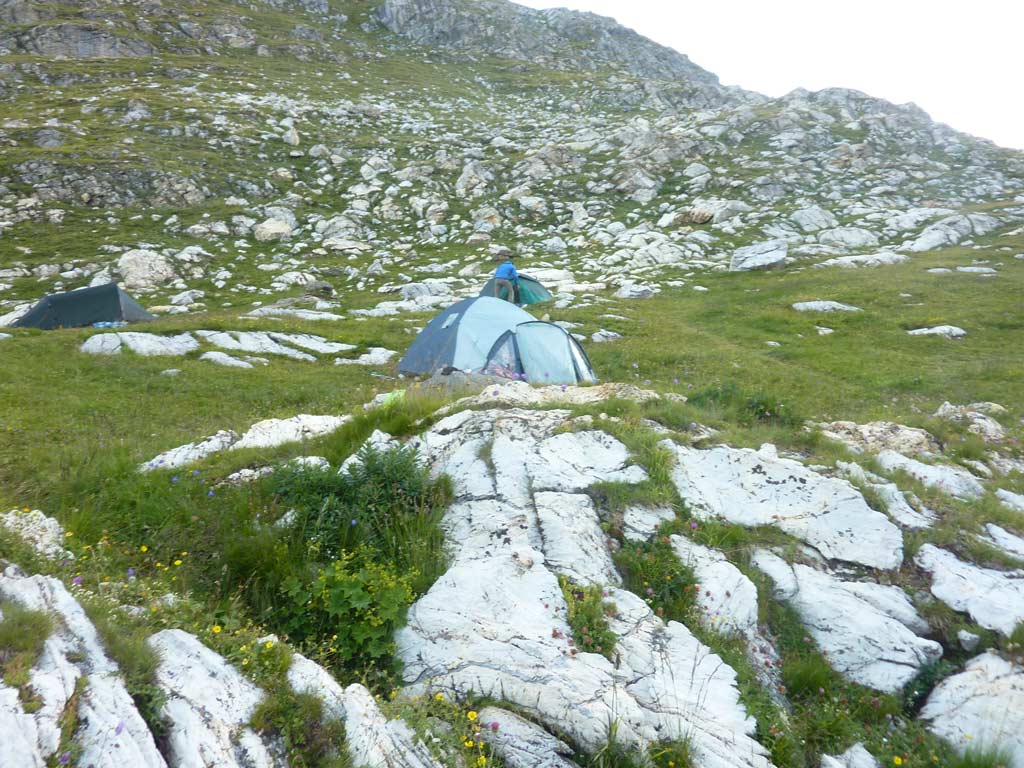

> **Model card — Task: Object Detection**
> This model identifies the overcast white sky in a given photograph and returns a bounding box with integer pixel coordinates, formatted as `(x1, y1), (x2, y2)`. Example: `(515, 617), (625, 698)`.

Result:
(515, 0), (1024, 150)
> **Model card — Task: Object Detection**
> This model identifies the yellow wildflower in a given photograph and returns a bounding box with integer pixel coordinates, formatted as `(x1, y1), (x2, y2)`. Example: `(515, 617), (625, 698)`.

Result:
(893, 758), (903, 766)
(264, 641), (274, 649)
(173, 559), (182, 566)
(476, 758), (487, 767)
(212, 625), (222, 634)
(464, 740), (474, 748)
(434, 692), (444, 701)
(140, 545), (148, 552)
(467, 710), (478, 722)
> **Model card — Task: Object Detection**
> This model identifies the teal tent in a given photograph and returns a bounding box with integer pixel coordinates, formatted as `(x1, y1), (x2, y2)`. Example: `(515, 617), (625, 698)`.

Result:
(478, 274), (554, 305)
(398, 297), (596, 385)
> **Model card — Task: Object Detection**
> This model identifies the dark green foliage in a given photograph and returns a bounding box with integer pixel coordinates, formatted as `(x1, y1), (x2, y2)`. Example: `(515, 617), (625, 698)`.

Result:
(269, 444), (452, 593)
(902, 658), (958, 713)
(558, 576), (618, 660)
(282, 549), (414, 684)
(251, 690), (350, 768)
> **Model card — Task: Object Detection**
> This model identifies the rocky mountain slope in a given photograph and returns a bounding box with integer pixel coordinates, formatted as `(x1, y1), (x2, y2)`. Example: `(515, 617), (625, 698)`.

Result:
(1, 1), (1023, 767)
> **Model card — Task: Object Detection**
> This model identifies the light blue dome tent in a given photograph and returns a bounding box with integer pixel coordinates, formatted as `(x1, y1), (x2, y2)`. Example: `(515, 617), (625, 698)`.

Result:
(397, 297), (597, 385)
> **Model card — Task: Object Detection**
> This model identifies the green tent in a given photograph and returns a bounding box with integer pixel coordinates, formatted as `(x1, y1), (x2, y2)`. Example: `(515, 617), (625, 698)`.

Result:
(13, 283), (154, 330)
(478, 274), (553, 305)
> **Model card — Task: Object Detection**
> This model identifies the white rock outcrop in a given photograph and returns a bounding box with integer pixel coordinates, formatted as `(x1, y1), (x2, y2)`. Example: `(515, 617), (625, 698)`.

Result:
(477, 706), (577, 768)
(920, 651), (1024, 767)
(662, 442), (903, 569)
(147, 629), (282, 768)
(393, 409), (772, 767)
(342, 684), (443, 768)
(0, 569), (166, 768)
(670, 536), (758, 636)
(914, 545), (1024, 636)
(139, 430), (239, 472)
(815, 421), (940, 456)
(232, 414), (351, 451)
(875, 450), (985, 500)
(0, 510), (73, 559)
(81, 332), (199, 356)
(752, 551), (942, 692)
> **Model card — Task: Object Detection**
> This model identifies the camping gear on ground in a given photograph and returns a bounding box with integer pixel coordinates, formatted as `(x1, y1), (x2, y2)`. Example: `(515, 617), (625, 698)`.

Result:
(398, 297), (535, 376)
(13, 283), (154, 330)
(397, 296), (597, 385)
(483, 321), (597, 385)
(478, 274), (553, 305)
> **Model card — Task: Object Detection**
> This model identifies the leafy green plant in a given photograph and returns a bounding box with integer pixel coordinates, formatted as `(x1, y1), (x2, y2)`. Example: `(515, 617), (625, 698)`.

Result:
(282, 549), (414, 684)
(270, 444), (452, 593)
(558, 576), (618, 660)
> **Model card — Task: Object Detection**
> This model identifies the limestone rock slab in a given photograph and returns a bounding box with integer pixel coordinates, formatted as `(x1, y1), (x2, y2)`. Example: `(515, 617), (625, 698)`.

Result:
(752, 551), (941, 692)
(876, 450), (985, 500)
(663, 441), (903, 569)
(915, 545), (1024, 636)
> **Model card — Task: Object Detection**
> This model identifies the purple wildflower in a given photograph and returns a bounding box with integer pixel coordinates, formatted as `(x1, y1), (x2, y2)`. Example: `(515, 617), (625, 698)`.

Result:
(127, 567), (136, 578)
(72, 576), (83, 586)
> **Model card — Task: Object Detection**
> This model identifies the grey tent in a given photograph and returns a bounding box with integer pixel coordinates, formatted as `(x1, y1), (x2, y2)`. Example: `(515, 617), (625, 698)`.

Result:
(478, 274), (554, 305)
(482, 321), (597, 385)
(398, 297), (535, 376)
(13, 283), (154, 330)
(398, 297), (597, 385)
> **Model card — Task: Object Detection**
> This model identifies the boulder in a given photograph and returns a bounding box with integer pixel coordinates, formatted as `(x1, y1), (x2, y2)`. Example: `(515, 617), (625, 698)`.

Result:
(790, 205), (838, 233)
(253, 218), (293, 242)
(139, 430), (239, 472)
(730, 240), (788, 272)
(814, 252), (908, 269)
(907, 325), (967, 339)
(817, 227), (880, 249)
(232, 414), (351, 451)
(933, 402), (1006, 442)
(116, 249), (176, 290)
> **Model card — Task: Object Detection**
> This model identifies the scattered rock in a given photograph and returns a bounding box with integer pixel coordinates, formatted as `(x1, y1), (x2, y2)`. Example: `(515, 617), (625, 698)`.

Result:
(729, 240), (788, 272)
(791, 301), (862, 313)
(907, 325), (966, 339)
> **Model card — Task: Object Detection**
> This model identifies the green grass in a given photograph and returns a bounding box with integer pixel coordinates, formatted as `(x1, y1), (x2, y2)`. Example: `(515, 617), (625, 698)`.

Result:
(0, 599), (54, 713)
(558, 576), (619, 660)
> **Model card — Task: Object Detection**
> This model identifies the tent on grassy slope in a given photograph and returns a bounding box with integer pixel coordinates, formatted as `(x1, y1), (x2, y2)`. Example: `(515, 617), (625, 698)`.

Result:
(398, 297), (534, 376)
(397, 297), (597, 385)
(482, 320), (597, 385)
(13, 283), (155, 330)
(478, 273), (553, 305)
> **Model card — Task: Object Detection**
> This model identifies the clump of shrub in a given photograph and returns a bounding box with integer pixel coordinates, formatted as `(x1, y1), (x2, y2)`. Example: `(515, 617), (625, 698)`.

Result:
(282, 549), (414, 682)
(269, 444), (452, 593)
(558, 576), (618, 660)
(260, 444), (452, 687)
